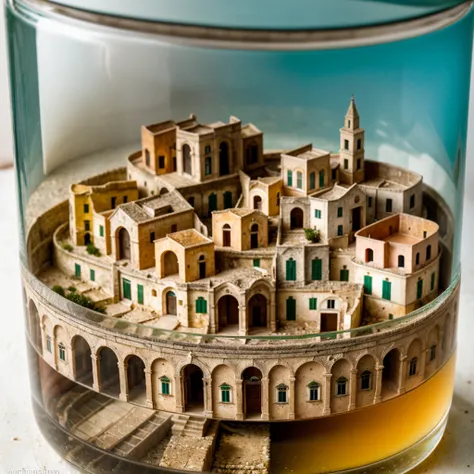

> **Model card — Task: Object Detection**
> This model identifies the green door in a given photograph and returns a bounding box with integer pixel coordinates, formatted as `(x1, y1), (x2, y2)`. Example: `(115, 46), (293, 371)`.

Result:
(340, 269), (349, 281)
(286, 297), (296, 321)
(223, 191), (232, 209)
(208, 193), (217, 216)
(319, 169), (325, 188)
(364, 275), (372, 295)
(74, 263), (81, 279)
(122, 278), (132, 300)
(417, 279), (423, 299)
(312, 259), (322, 280)
(137, 284), (144, 304)
(286, 259), (296, 281)
(382, 280), (391, 301)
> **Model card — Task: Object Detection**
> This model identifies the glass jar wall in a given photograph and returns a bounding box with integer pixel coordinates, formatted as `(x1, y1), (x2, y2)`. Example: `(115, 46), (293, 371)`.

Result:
(6, 1), (473, 473)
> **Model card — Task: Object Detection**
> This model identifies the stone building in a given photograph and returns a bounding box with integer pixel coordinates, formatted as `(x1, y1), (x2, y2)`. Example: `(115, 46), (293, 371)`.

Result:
(240, 174), (282, 217)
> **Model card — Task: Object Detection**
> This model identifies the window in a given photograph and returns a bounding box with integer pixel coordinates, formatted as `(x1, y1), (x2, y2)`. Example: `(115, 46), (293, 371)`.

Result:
(137, 284), (144, 304)
(385, 198), (392, 213)
(171, 224), (177, 233)
(431, 272), (436, 291)
(382, 280), (391, 301)
(145, 149), (150, 166)
(368, 196), (372, 208)
(344, 159), (349, 170)
(151, 289), (157, 297)
(356, 158), (361, 170)
(46, 336), (52, 353)
(58, 343), (66, 362)
(357, 139), (361, 150)
(277, 384), (288, 403)
(337, 207), (343, 218)
(426, 245), (432, 260)
(360, 371), (372, 390)
(99, 225), (104, 237)
(344, 139), (349, 151)
(111, 197), (116, 209)
(276, 192), (281, 207)
(308, 381), (320, 401)
(327, 299), (335, 309)
(314, 209), (322, 219)
(417, 279), (423, 299)
(220, 383), (231, 403)
(199, 255), (206, 279)
(331, 168), (337, 180)
(196, 297), (207, 313)
(337, 225), (343, 236)
(398, 255), (405, 268)
(309, 172), (315, 190)
(410, 194), (415, 209)
(336, 377), (348, 396)
(309, 297), (317, 310)
(188, 197), (195, 207)
(388, 313), (394, 320)
(83, 203), (89, 213)
(205, 145), (211, 154)
(205, 156), (212, 175)
(423, 230), (427, 238)
(409, 357), (417, 376)
(150, 231), (155, 243)
(430, 345), (437, 361)
(319, 169), (325, 188)
(287, 170), (293, 186)
(74, 263), (81, 279)
(365, 248), (374, 262)
(340, 268), (349, 282)
(159, 156), (165, 169)
(160, 376), (171, 395)
(123, 195), (128, 203)
(253, 258), (260, 268)
(286, 258), (297, 281)
(364, 275), (372, 295)
(84, 220), (90, 231)
(286, 297), (296, 320)
(312, 258), (322, 281)
(90, 269), (95, 281)
(297, 172), (303, 189)
(348, 120), (351, 128)
(416, 252), (420, 265)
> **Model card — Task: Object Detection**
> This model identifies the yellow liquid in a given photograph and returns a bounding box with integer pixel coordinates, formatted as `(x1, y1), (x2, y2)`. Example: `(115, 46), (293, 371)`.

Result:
(272, 352), (456, 473)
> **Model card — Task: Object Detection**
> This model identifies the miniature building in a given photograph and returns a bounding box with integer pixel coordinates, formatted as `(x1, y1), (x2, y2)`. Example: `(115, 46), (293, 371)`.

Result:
(212, 208), (268, 251)
(242, 175), (282, 217)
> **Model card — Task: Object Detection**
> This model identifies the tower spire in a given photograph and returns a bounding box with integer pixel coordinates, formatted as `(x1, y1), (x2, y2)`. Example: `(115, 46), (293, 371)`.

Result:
(345, 95), (359, 125)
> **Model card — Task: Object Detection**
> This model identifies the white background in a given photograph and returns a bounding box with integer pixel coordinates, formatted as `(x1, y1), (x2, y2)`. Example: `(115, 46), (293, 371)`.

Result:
(0, 7), (474, 474)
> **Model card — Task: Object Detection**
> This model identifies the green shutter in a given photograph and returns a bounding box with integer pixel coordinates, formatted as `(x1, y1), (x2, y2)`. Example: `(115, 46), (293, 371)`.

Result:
(319, 170), (325, 188)
(364, 275), (372, 295)
(99, 225), (104, 237)
(312, 259), (322, 280)
(431, 272), (435, 291)
(309, 298), (317, 310)
(382, 280), (391, 301)
(286, 259), (296, 281)
(74, 263), (81, 279)
(253, 258), (260, 267)
(340, 269), (349, 281)
(337, 225), (343, 236)
(337, 207), (343, 217)
(223, 191), (232, 209)
(137, 284), (144, 304)
(314, 209), (321, 219)
(90, 269), (95, 281)
(417, 279), (423, 299)
(122, 278), (131, 300)
(208, 193), (217, 216)
(310, 173), (315, 189)
(286, 297), (296, 320)
(287, 170), (293, 186)
(196, 297), (207, 313)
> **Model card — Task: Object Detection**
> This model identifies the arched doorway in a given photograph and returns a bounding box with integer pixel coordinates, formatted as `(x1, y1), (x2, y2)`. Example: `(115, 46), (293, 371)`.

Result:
(182, 364), (204, 412)
(183, 144), (192, 175)
(223, 224), (231, 247)
(382, 348), (401, 398)
(365, 248), (374, 262)
(199, 255), (206, 279)
(253, 195), (262, 210)
(290, 208), (304, 229)
(98, 347), (120, 397)
(127, 355), (146, 400)
(84, 233), (91, 245)
(242, 367), (262, 418)
(118, 228), (131, 260)
(162, 251), (179, 277)
(72, 336), (92, 386)
(219, 142), (230, 176)
(218, 295), (239, 329)
(160, 187), (169, 195)
(166, 291), (177, 315)
(248, 294), (267, 329)
(250, 224), (259, 249)
(28, 300), (43, 352)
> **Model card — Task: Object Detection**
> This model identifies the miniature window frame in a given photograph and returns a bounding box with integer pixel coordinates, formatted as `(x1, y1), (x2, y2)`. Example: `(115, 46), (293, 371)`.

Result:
(314, 209), (322, 219)
(337, 225), (343, 236)
(336, 377), (348, 396)
(99, 225), (104, 237)
(196, 297), (207, 314)
(296, 172), (303, 190)
(220, 383), (232, 403)
(337, 207), (343, 218)
(46, 335), (52, 353)
(83, 203), (89, 214)
(409, 357), (418, 376)
(309, 297), (317, 310)
(307, 381), (320, 401)
(360, 370), (372, 391)
(160, 376), (171, 395)
(327, 299), (335, 309)
(429, 345), (437, 361)
(58, 343), (66, 362)
(276, 384), (289, 404)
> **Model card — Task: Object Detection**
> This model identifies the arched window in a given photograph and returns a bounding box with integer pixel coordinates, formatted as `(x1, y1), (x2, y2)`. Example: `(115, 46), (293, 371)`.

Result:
(297, 172), (303, 189)
(287, 170), (293, 186)
(220, 383), (231, 403)
(409, 357), (418, 376)
(276, 384), (289, 403)
(308, 381), (320, 401)
(286, 258), (296, 281)
(46, 336), (52, 353)
(309, 172), (316, 190)
(223, 224), (231, 247)
(253, 195), (262, 210)
(198, 255), (206, 279)
(205, 156), (212, 175)
(151, 289), (157, 297)
(416, 252), (420, 265)
(365, 248), (374, 263)
(319, 169), (325, 188)
(58, 343), (66, 362)
(160, 376), (171, 395)
(276, 192), (281, 207)
(336, 377), (348, 396)
(360, 371), (372, 390)
(398, 255), (405, 268)
(430, 345), (437, 361)
(250, 223), (259, 249)
(426, 245), (432, 260)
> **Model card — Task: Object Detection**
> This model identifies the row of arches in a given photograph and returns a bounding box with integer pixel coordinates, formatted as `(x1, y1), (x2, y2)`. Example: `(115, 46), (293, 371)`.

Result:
(222, 223), (260, 249)
(183, 142), (230, 178)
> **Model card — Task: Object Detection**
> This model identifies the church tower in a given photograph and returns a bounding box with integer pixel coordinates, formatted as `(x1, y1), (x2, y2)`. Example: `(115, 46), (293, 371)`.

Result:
(339, 96), (365, 185)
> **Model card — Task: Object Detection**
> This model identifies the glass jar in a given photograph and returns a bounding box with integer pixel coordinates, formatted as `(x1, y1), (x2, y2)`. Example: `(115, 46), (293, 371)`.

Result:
(6, 1), (473, 473)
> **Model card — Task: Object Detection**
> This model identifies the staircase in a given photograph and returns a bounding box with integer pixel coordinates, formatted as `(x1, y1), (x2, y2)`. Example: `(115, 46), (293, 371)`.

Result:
(171, 414), (210, 437)
(67, 392), (112, 430)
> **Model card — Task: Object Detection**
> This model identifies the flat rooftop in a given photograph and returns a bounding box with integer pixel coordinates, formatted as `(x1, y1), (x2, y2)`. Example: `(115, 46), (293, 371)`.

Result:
(319, 184), (350, 201)
(384, 233), (422, 245)
(294, 147), (330, 160)
(168, 228), (211, 247)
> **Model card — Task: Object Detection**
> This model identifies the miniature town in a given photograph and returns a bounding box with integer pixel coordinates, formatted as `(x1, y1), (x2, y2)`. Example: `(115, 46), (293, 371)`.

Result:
(23, 98), (456, 473)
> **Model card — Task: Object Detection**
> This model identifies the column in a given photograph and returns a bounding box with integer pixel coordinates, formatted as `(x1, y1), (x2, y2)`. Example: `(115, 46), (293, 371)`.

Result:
(322, 373), (332, 416)
(118, 360), (129, 401)
(288, 376), (296, 420)
(261, 377), (270, 420)
(373, 364), (384, 404)
(209, 300), (216, 334)
(203, 376), (213, 417)
(91, 353), (101, 392)
(175, 374), (184, 412)
(349, 368), (357, 410)
(145, 368), (154, 409)
(238, 304), (248, 336)
(398, 355), (408, 394)
(235, 380), (244, 420)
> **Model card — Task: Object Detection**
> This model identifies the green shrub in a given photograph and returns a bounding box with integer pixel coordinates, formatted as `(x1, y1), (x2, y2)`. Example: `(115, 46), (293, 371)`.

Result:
(52, 285), (65, 296)
(86, 243), (101, 257)
(61, 242), (73, 252)
(304, 227), (321, 243)
(67, 286), (77, 292)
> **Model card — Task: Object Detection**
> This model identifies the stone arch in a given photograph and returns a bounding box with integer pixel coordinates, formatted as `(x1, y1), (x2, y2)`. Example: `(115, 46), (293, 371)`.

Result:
(290, 207), (304, 229)
(28, 300), (43, 353)
(160, 187), (169, 195)
(253, 195), (263, 210)
(125, 354), (146, 401)
(356, 354), (376, 408)
(382, 348), (400, 399)
(212, 364), (236, 418)
(182, 364), (205, 412)
(406, 338), (423, 390)
(217, 294), (239, 331)
(330, 358), (351, 413)
(97, 346), (120, 397)
(219, 141), (230, 176)
(71, 335), (93, 386)
(183, 143), (192, 175)
(151, 358), (175, 411)
(250, 223), (259, 249)
(222, 223), (232, 247)
(161, 250), (179, 277)
(425, 325), (440, 377)
(242, 367), (263, 419)
(269, 365), (291, 419)
(248, 294), (267, 330)
(295, 361), (325, 419)
(54, 324), (68, 367)
(164, 289), (177, 316)
(117, 227), (131, 260)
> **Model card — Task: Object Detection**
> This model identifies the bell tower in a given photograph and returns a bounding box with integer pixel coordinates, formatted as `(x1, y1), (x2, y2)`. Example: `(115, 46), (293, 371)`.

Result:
(339, 96), (365, 185)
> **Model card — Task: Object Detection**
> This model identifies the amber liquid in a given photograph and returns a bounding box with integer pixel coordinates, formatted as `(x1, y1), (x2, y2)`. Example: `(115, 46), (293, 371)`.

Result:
(271, 353), (455, 473)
